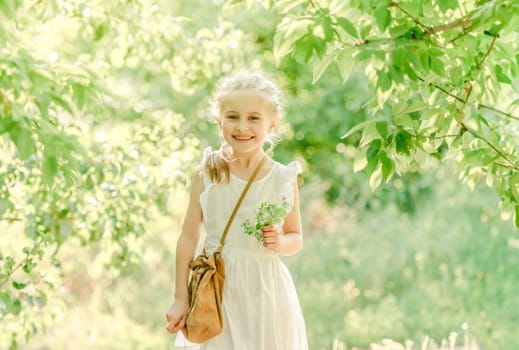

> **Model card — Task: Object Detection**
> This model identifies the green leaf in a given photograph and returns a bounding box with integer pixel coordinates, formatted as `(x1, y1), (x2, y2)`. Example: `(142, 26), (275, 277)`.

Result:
(375, 121), (388, 140)
(59, 219), (72, 241)
(379, 151), (393, 180)
(353, 147), (368, 172)
(377, 70), (392, 91)
(337, 50), (354, 83)
(396, 130), (411, 155)
(11, 298), (21, 315)
(12, 281), (29, 290)
(336, 17), (358, 38)
(0, 117), (15, 134)
(361, 120), (384, 146)
(510, 173), (519, 203)
(374, 6), (391, 32)
(11, 126), (34, 160)
(366, 152), (379, 176)
(43, 155), (58, 186)
(0, 0), (15, 19)
(5, 256), (15, 273)
(389, 65), (404, 84)
(360, 23), (372, 39)
(274, 0), (305, 14)
(405, 102), (429, 113)
(485, 21), (506, 37)
(93, 22), (109, 41)
(369, 163), (383, 191)
(342, 120), (376, 139)
(0, 198), (9, 215)
(515, 205), (519, 228)
(402, 47), (422, 71)
(438, 0), (458, 13)
(22, 258), (36, 273)
(389, 25), (409, 38)
(313, 54), (336, 84)
(51, 94), (74, 114)
(312, 36), (327, 59)
(394, 114), (414, 129)
(430, 56), (445, 76)
(495, 65), (511, 84)
(274, 18), (312, 64)
(0, 291), (12, 306)
(367, 139), (382, 161)
(273, 32), (293, 65)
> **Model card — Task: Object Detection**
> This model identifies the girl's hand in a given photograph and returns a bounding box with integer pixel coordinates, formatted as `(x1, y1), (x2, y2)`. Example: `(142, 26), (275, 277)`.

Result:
(261, 225), (280, 252)
(165, 299), (190, 334)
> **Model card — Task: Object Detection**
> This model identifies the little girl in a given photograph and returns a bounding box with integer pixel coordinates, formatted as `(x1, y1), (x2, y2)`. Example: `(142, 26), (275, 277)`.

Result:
(165, 70), (308, 350)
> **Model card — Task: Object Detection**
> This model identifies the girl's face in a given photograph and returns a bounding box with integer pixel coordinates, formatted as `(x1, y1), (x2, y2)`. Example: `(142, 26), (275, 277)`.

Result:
(218, 91), (278, 156)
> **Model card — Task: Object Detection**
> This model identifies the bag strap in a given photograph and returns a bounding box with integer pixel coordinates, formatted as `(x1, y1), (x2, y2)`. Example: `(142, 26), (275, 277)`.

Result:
(215, 156), (267, 253)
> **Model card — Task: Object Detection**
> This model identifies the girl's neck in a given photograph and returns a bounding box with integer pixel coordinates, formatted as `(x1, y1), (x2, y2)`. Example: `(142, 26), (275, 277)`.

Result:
(230, 150), (268, 169)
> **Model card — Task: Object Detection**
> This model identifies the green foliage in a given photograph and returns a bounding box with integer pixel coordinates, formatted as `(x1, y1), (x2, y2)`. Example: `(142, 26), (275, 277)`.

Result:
(2, 0), (519, 347)
(270, 0), (519, 226)
(0, 0), (253, 346)
(18, 171), (519, 350)
(242, 199), (291, 242)
(286, 171), (519, 349)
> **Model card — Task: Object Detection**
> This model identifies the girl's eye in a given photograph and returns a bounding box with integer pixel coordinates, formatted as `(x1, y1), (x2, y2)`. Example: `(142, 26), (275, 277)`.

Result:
(226, 115), (238, 119)
(249, 116), (260, 121)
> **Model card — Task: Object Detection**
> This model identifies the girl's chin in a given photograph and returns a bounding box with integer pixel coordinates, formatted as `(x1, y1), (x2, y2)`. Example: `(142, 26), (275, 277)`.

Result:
(229, 143), (263, 153)
(232, 136), (255, 142)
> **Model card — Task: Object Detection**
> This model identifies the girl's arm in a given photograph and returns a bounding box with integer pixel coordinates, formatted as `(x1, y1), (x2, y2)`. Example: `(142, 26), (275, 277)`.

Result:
(174, 171), (204, 300)
(166, 171), (204, 333)
(263, 182), (303, 256)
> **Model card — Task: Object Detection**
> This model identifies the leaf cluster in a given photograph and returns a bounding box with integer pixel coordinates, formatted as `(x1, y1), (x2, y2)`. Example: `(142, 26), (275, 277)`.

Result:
(268, 0), (519, 226)
(242, 200), (291, 242)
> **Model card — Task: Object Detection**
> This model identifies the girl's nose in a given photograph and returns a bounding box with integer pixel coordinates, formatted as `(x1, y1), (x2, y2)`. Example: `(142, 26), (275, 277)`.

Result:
(235, 120), (247, 131)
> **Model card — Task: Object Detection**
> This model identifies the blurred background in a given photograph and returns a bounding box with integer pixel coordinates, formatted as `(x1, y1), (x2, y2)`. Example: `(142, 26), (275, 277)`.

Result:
(1, 0), (518, 349)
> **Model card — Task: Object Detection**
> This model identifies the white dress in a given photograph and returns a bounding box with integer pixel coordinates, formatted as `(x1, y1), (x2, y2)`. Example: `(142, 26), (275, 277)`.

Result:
(174, 148), (308, 350)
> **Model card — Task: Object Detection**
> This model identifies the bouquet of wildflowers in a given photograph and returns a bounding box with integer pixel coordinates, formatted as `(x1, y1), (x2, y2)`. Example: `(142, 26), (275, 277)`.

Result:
(242, 198), (291, 242)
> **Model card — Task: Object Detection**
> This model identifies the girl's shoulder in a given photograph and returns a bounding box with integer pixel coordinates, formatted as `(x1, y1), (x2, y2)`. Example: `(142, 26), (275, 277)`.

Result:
(271, 159), (302, 184)
(273, 159), (302, 173)
(198, 146), (216, 170)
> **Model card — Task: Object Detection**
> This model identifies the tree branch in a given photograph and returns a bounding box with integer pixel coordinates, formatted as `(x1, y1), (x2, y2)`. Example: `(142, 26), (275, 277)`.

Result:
(427, 17), (472, 35)
(478, 104), (519, 122)
(460, 122), (519, 172)
(0, 240), (42, 289)
(461, 83), (472, 111)
(0, 217), (23, 222)
(0, 88), (10, 116)
(390, 2), (473, 37)
(411, 133), (459, 140)
(476, 35), (497, 70)
(449, 25), (476, 44)
(416, 76), (465, 103)
(390, 2), (432, 32)
(307, 0), (321, 11)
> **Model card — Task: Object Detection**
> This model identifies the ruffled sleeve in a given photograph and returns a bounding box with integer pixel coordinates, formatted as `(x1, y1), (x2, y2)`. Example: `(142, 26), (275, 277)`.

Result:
(198, 146), (213, 169)
(280, 161), (302, 209)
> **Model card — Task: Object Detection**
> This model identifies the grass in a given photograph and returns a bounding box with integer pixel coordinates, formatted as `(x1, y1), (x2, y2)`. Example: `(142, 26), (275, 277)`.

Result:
(22, 171), (519, 349)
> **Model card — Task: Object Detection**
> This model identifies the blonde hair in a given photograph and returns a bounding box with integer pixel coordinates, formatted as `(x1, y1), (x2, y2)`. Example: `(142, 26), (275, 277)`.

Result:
(205, 70), (284, 183)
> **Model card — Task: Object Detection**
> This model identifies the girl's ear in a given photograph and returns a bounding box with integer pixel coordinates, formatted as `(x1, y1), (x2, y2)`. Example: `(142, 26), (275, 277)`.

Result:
(268, 116), (279, 132)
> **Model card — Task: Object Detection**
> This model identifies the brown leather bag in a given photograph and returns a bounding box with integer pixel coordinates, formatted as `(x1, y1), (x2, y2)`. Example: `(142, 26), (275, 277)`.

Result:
(182, 157), (266, 343)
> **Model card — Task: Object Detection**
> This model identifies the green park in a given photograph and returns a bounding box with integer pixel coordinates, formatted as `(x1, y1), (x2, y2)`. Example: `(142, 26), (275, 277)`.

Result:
(1, 0), (518, 349)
